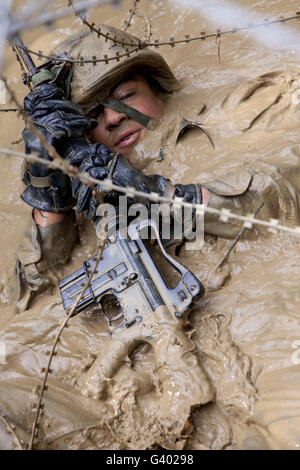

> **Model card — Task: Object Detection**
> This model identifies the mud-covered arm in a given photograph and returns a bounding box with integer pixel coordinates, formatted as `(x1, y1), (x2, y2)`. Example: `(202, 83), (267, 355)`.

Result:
(201, 163), (300, 239)
(74, 154), (300, 241)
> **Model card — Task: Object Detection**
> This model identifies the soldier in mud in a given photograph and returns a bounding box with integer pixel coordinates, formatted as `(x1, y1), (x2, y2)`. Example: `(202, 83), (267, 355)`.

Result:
(12, 24), (300, 312)
(4, 23), (300, 451)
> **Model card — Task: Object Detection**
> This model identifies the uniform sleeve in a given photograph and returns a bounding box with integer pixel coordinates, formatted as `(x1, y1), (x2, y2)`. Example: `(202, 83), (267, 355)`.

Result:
(201, 163), (300, 239)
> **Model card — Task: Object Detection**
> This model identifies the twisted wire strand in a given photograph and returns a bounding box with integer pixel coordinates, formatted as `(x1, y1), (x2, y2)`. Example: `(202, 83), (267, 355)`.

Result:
(0, 409), (24, 450)
(29, 232), (108, 450)
(69, 0), (300, 52)
(2, 146), (300, 239)
(123, 0), (140, 32)
(7, 0), (121, 37)
(7, 13), (300, 66)
(68, 0), (143, 48)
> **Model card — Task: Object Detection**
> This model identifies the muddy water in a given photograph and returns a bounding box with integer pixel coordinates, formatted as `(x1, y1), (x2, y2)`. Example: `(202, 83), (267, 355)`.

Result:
(1, 0), (300, 450)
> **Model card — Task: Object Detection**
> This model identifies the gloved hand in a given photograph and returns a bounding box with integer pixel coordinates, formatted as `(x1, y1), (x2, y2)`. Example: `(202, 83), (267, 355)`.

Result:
(23, 83), (97, 149)
(21, 83), (98, 212)
(72, 151), (170, 220)
(73, 152), (202, 243)
(71, 143), (115, 218)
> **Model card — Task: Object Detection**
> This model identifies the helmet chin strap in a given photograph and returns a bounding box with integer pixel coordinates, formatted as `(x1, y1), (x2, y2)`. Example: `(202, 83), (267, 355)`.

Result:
(102, 97), (156, 129)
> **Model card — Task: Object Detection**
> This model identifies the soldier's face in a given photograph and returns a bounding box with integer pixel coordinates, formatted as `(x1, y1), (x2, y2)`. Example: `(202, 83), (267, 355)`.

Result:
(90, 74), (165, 157)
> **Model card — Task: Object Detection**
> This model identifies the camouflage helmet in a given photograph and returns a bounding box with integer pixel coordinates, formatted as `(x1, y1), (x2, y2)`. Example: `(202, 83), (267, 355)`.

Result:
(52, 24), (180, 114)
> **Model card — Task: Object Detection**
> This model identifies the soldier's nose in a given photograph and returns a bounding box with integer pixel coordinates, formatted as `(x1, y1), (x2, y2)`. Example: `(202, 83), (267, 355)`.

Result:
(104, 107), (127, 130)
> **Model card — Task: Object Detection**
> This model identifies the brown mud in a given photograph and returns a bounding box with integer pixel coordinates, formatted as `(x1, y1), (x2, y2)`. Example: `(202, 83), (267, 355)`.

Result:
(1, 0), (300, 450)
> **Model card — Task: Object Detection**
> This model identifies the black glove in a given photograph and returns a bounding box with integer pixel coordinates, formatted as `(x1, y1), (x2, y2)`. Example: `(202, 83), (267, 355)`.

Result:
(23, 83), (97, 149)
(72, 151), (168, 219)
(73, 152), (202, 242)
(71, 143), (115, 218)
(21, 83), (98, 212)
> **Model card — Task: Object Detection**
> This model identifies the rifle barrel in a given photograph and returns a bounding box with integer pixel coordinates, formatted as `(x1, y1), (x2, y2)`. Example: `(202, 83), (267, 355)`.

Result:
(7, 11), (38, 77)
(9, 33), (38, 76)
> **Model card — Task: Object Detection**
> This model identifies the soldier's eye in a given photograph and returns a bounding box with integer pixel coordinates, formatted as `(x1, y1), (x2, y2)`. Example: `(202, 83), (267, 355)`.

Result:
(90, 104), (104, 119)
(122, 91), (136, 101)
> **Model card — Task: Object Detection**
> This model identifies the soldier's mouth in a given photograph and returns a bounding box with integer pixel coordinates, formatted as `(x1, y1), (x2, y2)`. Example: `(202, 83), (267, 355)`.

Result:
(116, 130), (140, 149)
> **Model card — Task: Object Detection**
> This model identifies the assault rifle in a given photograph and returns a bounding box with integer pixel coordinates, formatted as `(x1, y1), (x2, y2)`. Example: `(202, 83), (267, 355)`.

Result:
(59, 214), (205, 332)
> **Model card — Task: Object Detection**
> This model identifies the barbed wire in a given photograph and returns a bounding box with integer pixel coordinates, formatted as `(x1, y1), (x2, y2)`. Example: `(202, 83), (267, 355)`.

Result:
(68, 0), (143, 47)
(123, 0), (140, 32)
(2, 77), (300, 239)
(145, 12), (300, 48)
(1, 75), (300, 239)
(7, 12), (300, 67)
(78, 9), (300, 49)
(70, 0), (152, 44)
(70, 0), (300, 51)
(0, 408), (24, 450)
(13, 42), (141, 65)
(29, 228), (108, 450)
(7, 0), (122, 38)
(2, 145), (300, 239)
